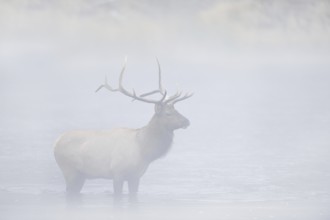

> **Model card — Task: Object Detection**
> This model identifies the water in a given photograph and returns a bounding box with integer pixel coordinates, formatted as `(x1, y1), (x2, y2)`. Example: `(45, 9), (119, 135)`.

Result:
(1, 66), (330, 219)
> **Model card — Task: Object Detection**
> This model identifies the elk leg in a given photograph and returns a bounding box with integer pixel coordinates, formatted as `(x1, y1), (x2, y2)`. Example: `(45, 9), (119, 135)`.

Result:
(113, 178), (124, 197)
(65, 172), (85, 195)
(128, 177), (140, 196)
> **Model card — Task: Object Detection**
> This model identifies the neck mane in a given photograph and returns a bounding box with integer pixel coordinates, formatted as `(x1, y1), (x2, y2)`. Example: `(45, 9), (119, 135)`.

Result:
(137, 115), (174, 162)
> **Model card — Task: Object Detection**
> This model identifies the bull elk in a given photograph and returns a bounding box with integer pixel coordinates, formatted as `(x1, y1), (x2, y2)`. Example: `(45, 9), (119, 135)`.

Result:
(54, 58), (192, 197)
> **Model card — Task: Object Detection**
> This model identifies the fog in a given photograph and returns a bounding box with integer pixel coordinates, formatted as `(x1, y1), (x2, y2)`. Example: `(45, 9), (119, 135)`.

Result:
(1, 0), (330, 219)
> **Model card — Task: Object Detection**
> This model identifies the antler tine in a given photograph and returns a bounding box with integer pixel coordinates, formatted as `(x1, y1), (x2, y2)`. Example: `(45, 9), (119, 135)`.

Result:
(95, 57), (127, 93)
(156, 57), (165, 94)
(140, 90), (162, 97)
(171, 92), (194, 105)
(118, 56), (128, 91)
(164, 91), (182, 104)
(115, 57), (167, 104)
(95, 76), (119, 93)
(140, 57), (166, 98)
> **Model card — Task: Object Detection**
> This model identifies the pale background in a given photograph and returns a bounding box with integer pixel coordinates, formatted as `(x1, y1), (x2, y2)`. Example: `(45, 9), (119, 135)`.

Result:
(1, 1), (330, 219)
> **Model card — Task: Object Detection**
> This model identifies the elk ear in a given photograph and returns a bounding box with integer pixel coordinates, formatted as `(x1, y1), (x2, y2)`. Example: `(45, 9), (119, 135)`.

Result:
(154, 104), (163, 114)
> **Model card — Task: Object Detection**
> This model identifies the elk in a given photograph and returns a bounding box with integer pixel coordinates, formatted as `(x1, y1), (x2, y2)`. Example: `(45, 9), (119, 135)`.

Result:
(54, 58), (192, 197)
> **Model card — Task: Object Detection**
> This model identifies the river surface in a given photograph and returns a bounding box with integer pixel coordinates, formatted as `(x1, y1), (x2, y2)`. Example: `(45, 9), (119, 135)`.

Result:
(1, 73), (330, 219)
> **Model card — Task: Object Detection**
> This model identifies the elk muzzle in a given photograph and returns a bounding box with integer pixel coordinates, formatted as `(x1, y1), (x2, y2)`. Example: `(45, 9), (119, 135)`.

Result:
(181, 117), (190, 129)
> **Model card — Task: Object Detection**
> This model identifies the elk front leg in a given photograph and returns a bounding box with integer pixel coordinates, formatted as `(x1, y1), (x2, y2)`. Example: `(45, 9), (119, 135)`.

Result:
(128, 177), (140, 196)
(113, 178), (124, 197)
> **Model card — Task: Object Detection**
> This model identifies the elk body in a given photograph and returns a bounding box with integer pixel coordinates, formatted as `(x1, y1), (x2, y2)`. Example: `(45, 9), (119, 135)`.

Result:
(54, 58), (192, 196)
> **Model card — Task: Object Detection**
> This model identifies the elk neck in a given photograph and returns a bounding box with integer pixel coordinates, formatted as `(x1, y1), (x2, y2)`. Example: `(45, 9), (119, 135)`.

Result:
(137, 115), (174, 162)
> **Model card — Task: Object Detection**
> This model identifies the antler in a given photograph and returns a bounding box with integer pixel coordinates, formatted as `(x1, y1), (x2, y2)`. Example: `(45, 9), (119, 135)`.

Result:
(171, 92), (194, 104)
(139, 58), (193, 105)
(140, 58), (165, 98)
(96, 57), (167, 104)
(96, 57), (192, 105)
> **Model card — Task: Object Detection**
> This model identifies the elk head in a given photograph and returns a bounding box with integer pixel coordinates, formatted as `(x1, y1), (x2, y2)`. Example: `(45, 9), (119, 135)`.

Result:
(95, 57), (193, 131)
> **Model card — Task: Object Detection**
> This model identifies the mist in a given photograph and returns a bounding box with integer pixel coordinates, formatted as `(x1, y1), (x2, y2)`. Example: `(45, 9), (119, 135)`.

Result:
(1, 0), (330, 219)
